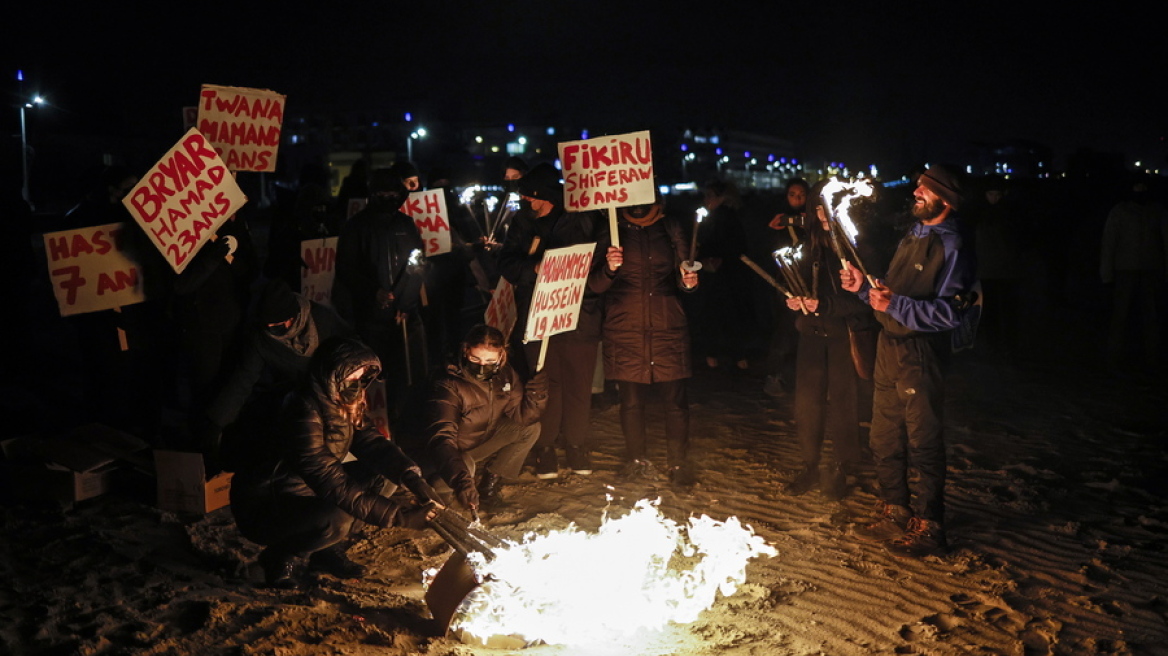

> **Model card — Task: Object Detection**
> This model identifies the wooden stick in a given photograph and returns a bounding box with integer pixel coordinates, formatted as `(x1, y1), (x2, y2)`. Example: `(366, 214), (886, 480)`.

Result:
(536, 336), (550, 372)
(608, 207), (621, 251)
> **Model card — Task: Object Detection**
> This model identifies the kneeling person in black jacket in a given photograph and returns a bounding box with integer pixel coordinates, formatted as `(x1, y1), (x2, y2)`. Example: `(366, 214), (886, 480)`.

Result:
(230, 337), (439, 589)
(421, 325), (548, 513)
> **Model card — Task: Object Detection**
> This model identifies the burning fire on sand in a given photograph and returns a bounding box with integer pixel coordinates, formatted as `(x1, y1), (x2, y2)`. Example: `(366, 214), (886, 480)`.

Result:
(425, 498), (777, 649)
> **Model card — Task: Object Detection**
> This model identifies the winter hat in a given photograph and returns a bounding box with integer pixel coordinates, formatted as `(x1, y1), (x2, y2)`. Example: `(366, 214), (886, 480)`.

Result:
(258, 279), (301, 324)
(918, 164), (964, 211)
(389, 161), (420, 182)
(503, 156), (529, 175)
(516, 163), (563, 203)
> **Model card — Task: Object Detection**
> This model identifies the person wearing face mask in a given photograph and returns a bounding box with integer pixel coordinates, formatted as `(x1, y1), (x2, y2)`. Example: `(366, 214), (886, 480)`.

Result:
(411, 325), (548, 513)
(591, 194), (700, 489)
(229, 337), (441, 589)
(195, 279), (355, 470)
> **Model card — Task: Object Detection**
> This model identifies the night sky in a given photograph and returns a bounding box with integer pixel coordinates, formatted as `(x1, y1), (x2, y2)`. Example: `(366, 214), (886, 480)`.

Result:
(6, 2), (1164, 174)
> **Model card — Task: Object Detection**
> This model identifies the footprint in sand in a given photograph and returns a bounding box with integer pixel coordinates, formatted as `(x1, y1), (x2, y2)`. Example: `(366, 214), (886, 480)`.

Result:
(1019, 617), (1061, 656)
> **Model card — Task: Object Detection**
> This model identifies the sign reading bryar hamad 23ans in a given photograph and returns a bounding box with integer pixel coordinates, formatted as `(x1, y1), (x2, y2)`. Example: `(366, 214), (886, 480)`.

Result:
(122, 128), (248, 274)
(523, 242), (596, 343)
(197, 84), (285, 172)
(557, 130), (654, 211)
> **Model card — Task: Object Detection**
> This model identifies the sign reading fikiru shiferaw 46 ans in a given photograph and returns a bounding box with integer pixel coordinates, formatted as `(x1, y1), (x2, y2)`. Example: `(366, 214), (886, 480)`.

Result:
(523, 243), (596, 343)
(197, 84), (285, 172)
(122, 128), (248, 274)
(557, 130), (654, 211)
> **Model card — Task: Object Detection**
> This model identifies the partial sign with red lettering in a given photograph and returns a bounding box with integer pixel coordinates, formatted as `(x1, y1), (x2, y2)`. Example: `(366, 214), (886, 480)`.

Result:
(346, 197), (367, 220)
(43, 222), (148, 317)
(558, 130), (655, 211)
(523, 242), (596, 342)
(484, 277), (517, 341)
(197, 84), (286, 173)
(122, 128), (248, 274)
(400, 189), (451, 256)
(301, 236), (338, 307)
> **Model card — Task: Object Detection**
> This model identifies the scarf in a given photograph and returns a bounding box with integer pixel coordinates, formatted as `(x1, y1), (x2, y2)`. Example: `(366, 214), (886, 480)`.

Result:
(269, 296), (319, 357)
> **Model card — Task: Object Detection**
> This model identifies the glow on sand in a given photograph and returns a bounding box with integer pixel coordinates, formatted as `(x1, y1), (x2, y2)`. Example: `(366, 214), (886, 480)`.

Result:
(434, 498), (776, 649)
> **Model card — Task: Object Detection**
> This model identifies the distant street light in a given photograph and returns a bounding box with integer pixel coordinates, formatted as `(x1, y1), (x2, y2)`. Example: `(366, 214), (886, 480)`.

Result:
(19, 93), (45, 208)
(408, 127), (427, 162)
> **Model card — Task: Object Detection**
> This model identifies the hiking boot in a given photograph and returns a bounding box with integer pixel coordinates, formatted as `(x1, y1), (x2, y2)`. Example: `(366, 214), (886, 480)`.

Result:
(886, 517), (948, 558)
(533, 446), (559, 479)
(620, 458), (660, 482)
(258, 548), (298, 589)
(307, 546), (366, 579)
(853, 502), (912, 542)
(821, 464), (848, 502)
(477, 469), (510, 510)
(565, 446), (593, 474)
(668, 463), (698, 491)
(783, 466), (818, 496)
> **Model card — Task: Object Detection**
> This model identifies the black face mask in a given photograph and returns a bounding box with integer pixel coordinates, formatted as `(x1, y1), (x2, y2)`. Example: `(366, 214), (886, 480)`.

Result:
(339, 369), (378, 404)
(465, 360), (501, 381)
(503, 180), (520, 193)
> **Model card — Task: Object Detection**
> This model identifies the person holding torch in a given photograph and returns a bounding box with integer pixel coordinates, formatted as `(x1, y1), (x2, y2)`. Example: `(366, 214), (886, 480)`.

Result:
(839, 164), (976, 558)
(592, 192), (700, 488)
(781, 184), (878, 501)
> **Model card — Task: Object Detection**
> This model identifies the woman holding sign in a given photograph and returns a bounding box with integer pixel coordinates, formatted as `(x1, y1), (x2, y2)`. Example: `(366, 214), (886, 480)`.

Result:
(593, 194), (700, 489)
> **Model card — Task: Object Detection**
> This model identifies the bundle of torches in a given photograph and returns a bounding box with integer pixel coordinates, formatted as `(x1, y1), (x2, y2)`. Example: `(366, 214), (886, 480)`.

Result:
(740, 176), (877, 313)
(460, 186), (519, 248)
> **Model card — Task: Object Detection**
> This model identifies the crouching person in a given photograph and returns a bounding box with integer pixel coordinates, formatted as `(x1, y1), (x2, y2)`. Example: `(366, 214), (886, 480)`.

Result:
(230, 337), (439, 589)
(421, 325), (548, 514)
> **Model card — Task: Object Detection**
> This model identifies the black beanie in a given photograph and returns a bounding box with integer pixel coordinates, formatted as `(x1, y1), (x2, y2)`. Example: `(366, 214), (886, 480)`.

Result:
(503, 156), (529, 174)
(258, 279), (300, 324)
(389, 161), (420, 181)
(918, 164), (964, 211)
(516, 163), (563, 203)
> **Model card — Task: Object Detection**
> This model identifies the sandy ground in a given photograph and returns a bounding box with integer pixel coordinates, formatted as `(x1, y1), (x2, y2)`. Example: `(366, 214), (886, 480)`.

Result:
(2, 345), (1167, 655)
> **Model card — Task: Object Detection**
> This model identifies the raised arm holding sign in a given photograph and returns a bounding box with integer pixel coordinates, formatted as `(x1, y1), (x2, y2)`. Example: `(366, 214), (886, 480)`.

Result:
(557, 130), (655, 252)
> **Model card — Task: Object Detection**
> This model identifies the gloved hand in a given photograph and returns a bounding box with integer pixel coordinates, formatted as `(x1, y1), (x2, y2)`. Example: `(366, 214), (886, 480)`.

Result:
(399, 500), (439, 530)
(454, 482), (479, 512)
(400, 469), (441, 506)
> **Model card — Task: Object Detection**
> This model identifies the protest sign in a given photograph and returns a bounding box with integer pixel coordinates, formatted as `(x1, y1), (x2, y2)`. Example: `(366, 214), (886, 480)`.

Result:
(365, 379), (390, 438)
(523, 242), (595, 343)
(401, 189), (451, 256)
(484, 276), (517, 341)
(43, 222), (147, 317)
(557, 130), (654, 211)
(122, 128), (248, 274)
(197, 84), (286, 172)
(301, 237), (338, 307)
(346, 197), (367, 220)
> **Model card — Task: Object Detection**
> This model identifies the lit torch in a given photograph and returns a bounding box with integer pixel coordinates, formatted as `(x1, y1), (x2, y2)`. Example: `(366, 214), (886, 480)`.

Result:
(460, 185), (487, 239)
(773, 246), (810, 314)
(820, 177), (877, 287)
(685, 207), (707, 272)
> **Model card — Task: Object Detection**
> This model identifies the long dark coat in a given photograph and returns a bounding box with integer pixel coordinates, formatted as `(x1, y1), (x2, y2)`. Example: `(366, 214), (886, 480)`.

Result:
(593, 216), (694, 384)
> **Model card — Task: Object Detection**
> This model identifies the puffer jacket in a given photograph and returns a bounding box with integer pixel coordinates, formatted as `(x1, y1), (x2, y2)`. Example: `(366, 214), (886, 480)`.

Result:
(233, 338), (425, 528)
(593, 215), (693, 384)
(425, 363), (548, 492)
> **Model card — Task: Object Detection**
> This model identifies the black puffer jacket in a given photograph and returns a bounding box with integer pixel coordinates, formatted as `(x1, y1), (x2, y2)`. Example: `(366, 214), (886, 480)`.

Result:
(232, 338), (426, 528)
(425, 364), (548, 492)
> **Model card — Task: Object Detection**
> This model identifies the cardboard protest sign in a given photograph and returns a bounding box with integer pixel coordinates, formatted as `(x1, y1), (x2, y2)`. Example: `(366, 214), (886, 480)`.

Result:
(365, 379), (390, 438)
(197, 84), (285, 172)
(523, 242), (595, 342)
(301, 237), (338, 307)
(401, 189), (451, 256)
(484, 276), (517, 341)
(123, 128), (248, 274)
(557, 130), (654, 211)
(43, 222), (147, 317)
(346, 197), (367, 220)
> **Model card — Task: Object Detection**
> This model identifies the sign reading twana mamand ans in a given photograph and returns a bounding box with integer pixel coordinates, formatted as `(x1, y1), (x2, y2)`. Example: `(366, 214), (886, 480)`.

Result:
(197, 84), (285, 173)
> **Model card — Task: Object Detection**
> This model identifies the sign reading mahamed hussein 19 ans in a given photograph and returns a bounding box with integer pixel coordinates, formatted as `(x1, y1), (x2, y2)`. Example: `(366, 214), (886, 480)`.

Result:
(523, 242), (595, 343)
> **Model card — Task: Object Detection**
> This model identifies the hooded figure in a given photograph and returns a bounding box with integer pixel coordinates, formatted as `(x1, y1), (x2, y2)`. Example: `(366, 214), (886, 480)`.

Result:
(229, 337), (438, 589)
